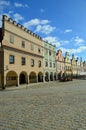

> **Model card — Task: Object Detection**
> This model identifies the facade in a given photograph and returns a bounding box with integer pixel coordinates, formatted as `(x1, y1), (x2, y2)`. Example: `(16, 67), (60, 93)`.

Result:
(43, 41), (56, 81)
(71, 54), (77, 78)
(0, 15), (44, 89)
(64, 52), (72, 77)
(56, 50), (64, 79)
(83, 61), (86, 72)
(80, 58), (84, 73)
(76, 58), (81, 77)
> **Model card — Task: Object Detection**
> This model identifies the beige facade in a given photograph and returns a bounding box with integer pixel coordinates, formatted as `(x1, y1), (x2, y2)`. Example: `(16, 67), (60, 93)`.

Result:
(0, 15), (44, 88)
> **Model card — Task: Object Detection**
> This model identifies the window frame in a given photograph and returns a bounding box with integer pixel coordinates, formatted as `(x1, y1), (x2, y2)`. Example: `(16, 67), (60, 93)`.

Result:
(21, 40), (25, 48)
(38, 60), (41, 67)
(9, 55), (15, 64)
(10, 34), (14, 44)
(31, 59), (34, 66)
(21, 57), (26, 65)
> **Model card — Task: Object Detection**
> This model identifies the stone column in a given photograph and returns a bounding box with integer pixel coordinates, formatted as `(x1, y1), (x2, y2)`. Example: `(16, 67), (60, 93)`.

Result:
(36, 75), (38, 83)
(28, 75), (29, 84)
(17, 76), (19, 86)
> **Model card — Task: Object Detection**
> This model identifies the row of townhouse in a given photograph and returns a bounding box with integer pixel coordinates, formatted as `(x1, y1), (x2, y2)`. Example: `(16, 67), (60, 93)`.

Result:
(0, 15), (86, 89)
(0, 15), (56, 89)
(56, 50), (86, 79)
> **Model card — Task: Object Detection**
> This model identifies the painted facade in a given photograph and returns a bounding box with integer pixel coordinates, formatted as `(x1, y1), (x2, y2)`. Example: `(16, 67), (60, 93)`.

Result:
(64, 52), (72, 77)
(76, 58), (81, 77)
(0, 15), (44, 89)
(56, 50), (64, 79)
(0, 15), (86, 89)
(43, 41), (56, 81)
(71, 54), (77, 78)
(83, 61), (86, 72)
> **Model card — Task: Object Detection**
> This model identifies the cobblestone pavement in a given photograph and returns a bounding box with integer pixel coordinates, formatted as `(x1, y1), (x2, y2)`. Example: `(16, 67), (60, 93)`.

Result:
(0, 80), (86, 130)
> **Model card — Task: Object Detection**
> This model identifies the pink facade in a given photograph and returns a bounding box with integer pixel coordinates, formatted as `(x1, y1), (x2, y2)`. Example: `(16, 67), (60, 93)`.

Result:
(56, 50), (65, 76)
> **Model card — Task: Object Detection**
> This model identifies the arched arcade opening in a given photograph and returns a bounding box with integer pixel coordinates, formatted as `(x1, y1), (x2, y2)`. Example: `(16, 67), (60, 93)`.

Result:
(38, 72), (43, 82)
(6, 71), (18, 87)
(29, 72), (37, 83)
(45, 72), (49, 82)
(19, 71), (28, 84)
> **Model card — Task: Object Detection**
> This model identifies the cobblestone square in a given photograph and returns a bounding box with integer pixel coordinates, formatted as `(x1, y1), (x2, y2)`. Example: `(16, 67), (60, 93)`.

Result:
(0, 80), (86, 130)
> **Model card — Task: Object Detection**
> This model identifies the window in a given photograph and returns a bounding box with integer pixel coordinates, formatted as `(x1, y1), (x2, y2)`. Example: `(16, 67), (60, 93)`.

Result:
(10, 34), (14, 43)
(38, 48), (41, 53)
(38, 61), (41, 67)
(9, 55), (15, 64)
(45, 49), (48, 55)
(49, 51), (51, 56)
(30, 43), (34, 50)
(50, 62), (52, 67)
(45, 61), (48, 67)
(21, 41), (25, 48)
(21, 57), (26, 65)
(53, 63), (55, 68)
(31, 59), (34, 66)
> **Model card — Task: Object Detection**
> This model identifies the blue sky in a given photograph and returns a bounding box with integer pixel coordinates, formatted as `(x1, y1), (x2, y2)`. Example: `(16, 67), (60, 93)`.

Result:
(0, 0), (86, 61)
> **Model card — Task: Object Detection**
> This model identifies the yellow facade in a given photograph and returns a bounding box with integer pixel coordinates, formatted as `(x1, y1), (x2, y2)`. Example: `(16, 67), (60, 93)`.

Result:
(0, 15), (44, 88)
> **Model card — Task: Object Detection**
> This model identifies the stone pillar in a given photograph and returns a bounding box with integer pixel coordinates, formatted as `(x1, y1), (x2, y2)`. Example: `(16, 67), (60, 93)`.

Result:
(1, 74), (6, 89)
(17, 76), (19, 86)
(28, 75), (29, 84)
(49, 72), (50, 81)
(43, 74), (45, 82)
(36, 75), (38, 83)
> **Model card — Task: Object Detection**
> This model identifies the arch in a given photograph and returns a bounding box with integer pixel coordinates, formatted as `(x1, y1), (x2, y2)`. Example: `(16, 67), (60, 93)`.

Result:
(19, 71), (28, 84)
(38, 72), (43, 82)
(45, 72), (49, 82)
(50, 72), (53, 81)
(54, 72), (57, 80)
(29, 72), (37, 83)
(6, 71), (18, 86)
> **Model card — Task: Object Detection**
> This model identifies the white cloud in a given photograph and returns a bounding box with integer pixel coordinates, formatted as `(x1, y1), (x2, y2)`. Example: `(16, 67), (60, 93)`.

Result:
(0, 0), (10, 13)
(35, 25), (56, 34)
(23, 18), (54, 34)
(60, 40), (69, 45)
(13, 13), (24, 23)
(41, 20), (50, 24)
(64, 29), (72, 33)
(24, 19), (40, 27)
(23, 18), (50, 28)
(14, 2), (29, 8)
(8, 11), (14, 14)
(0, 0), (10, 6)
(43, 36), (61, 47)
(74, 36), (84, 46)
(40, 8), (45, 13)
(60, 46), (86, 55)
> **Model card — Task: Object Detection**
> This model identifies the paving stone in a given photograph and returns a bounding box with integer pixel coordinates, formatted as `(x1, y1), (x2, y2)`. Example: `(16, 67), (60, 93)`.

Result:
(0, 80), (86, 130)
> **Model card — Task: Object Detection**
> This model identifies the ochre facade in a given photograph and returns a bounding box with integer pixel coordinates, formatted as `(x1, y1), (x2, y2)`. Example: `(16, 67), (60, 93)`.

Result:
(0, 15), (44, 88)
